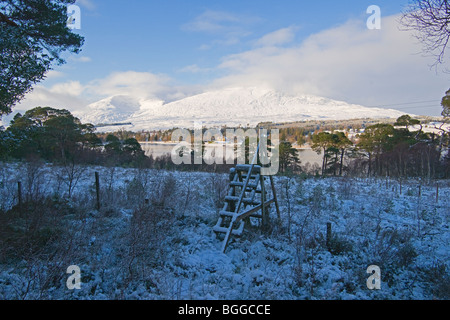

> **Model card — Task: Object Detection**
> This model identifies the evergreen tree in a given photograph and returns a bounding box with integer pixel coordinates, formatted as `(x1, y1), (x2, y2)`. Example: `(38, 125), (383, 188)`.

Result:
(394, 115), (421, 130)
(80, 123), (102, 149)
(357, 124), (395, 176)
(6, 107), (97, 161)
(44, 110), (82, 160)
(105, 134), (122, 154)
(334, 132), (353, 176)
(442, 89), (450, 119)
(0, 126), (7, 158)
(123, 138), (145, 158)
(279, 141), (299, 173)
(311, 132), (334, 176)
(0, 0), (84, 116)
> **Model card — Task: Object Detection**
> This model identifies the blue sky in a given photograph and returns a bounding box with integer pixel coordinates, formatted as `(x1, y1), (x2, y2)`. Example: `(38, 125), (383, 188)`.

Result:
(66, 0), (408, 84)
(14, 0), (450, 117)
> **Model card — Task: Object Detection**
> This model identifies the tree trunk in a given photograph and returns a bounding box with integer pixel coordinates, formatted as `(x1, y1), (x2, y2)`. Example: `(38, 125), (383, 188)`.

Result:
(339, 149), (345, 176)
(322, 148), (326, 176)
(333, 152), (338, 176)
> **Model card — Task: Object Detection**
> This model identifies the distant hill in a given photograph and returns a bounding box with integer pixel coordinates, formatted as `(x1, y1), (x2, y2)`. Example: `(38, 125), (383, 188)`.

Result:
(74, 86), (408, 131)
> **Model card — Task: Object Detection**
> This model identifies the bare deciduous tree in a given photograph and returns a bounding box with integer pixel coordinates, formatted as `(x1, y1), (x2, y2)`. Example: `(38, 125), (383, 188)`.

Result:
(400, 0), (450, 67)
(56, 160), (86, 199)
(23, 157), (45, 202)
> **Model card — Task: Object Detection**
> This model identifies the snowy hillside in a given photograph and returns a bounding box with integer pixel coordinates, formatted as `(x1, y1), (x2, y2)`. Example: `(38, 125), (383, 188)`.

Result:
(74, 87), (407, 131)
(78, 95), (142, 125)
(0, 162), (448, 300)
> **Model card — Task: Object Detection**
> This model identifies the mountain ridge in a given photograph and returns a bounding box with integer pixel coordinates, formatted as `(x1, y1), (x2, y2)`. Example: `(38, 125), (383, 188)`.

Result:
(74, 87), (409, 131)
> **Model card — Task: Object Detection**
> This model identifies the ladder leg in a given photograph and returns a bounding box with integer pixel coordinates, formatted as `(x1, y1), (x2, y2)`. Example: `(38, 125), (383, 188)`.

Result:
(269, 176), (281, 223)
(221, 219), (235, 253)
(261, 175), (266, 227)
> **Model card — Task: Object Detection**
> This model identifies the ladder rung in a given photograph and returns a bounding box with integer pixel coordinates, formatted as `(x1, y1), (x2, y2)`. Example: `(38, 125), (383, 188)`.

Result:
(230, 181), (259, 189)
(219, 210), (264, 218)
(225, 196), (261, 205)
(220, 211), (234, 217)
(244, 188), (262, 193)
(236, 164), (261, 172)
(240, 176), (259, 182)
(221, 211), (263, 219)
(213, 225), (244, 236)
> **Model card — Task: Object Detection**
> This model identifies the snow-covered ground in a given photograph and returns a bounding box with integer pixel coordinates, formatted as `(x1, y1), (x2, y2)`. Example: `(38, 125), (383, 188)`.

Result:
(0, 162), (448, 300)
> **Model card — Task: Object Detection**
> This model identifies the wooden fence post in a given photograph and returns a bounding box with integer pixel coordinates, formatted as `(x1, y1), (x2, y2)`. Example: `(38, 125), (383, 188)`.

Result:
(436, 183), (439, 203)
(17, 181), (22, 208)
(326, 222), (332, 249)
(95, 172), (100, 210)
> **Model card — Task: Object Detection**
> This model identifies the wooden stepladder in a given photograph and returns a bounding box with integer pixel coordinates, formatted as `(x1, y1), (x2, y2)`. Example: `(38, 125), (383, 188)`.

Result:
(213, 144), (280, 253)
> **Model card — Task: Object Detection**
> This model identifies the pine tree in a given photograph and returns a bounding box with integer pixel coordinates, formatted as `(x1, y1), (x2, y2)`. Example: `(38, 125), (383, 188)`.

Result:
(311, 132), (334, 176)
(279, 141), (299, 173)
(442, 89), (450, 119)
(0, 0), (84, 116)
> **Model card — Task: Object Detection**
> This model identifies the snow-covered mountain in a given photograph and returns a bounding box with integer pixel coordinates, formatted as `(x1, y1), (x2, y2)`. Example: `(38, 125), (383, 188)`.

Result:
(75, 87), (408, 131)
(76, 95), (142, 125)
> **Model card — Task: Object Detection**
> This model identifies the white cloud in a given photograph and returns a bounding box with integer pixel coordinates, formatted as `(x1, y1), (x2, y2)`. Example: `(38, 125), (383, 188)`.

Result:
(69, 56), (92, 63)
(50, 81), (85, 96)
(15, 85), (89, 115)
(212, 14), (449, 114)
(12, 14), (449, 119)
(254, 27), (297, 47)
(85, 71), (174, 100)
(178, 64), (212, 74)
(46, 70), (65, 79)
(76, 0), (96, 11)
(183, 9), (261, 48)
(183, 10), (242, 34)
(14, 71), (177, 115)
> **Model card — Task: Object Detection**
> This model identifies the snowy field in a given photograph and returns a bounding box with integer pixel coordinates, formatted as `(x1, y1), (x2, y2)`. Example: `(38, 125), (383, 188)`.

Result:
(0, 161), (449, 300)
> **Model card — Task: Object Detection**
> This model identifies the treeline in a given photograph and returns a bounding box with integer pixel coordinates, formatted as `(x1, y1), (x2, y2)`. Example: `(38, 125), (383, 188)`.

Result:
(299, 115), (450, 179)
(0, 107), (150, 168)
(1, 107), (449, 179)
(350, 116), (449, 179)
(0, 107), (235, 173)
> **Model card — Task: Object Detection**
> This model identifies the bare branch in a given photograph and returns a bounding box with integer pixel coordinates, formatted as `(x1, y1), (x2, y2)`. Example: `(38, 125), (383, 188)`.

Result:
(0, 11), (18, 26)
(400, 0), (450, 67)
